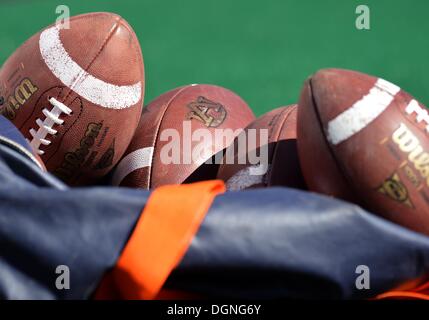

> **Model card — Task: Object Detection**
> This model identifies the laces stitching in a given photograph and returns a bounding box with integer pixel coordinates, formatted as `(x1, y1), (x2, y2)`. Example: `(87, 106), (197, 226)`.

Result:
(28, 97), (72, 155)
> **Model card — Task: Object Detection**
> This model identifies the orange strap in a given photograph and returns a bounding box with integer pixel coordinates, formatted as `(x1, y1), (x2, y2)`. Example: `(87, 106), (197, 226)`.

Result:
(111, 180), (225, 300)
(375, 291), (429, 300)
(375, 280), (429, 300)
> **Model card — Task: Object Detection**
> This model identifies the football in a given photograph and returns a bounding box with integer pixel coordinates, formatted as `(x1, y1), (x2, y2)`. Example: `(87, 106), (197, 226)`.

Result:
(297, 68), (429, 234)
(217, 105), (306, 190)
(112, 84), (255, 189)
(0, 12), (145, 185)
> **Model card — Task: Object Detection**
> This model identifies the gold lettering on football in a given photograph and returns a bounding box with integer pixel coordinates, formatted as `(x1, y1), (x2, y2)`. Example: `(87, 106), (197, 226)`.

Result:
(0, 78), (38, 120)
(392, 123), (429, 187)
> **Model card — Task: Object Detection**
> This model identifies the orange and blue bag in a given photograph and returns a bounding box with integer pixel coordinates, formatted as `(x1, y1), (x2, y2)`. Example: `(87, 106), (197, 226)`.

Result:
(1, 115), (429, 299)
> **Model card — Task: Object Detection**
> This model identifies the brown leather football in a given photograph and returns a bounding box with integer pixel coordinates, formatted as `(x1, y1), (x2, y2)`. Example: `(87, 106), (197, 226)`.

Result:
(112, 84), (255, 189)
(217, 105), (306, 190)
(0, 12), (145, 185)
(297, 68), (429, 235)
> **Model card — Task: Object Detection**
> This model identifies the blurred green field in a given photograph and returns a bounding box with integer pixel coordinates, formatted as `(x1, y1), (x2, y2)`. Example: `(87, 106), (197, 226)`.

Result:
(0, 0), (428, 115)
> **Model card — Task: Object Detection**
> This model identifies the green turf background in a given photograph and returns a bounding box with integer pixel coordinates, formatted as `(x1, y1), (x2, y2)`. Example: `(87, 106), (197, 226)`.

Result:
(0, 0), (428, 116)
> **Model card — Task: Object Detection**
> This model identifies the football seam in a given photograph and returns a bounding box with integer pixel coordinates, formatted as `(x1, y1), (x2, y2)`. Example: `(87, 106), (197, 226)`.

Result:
(148, 85), (195, 187)
(309, 78), (362, 203)
(62, 15), (122, 104)
(267, 106), (296, 186)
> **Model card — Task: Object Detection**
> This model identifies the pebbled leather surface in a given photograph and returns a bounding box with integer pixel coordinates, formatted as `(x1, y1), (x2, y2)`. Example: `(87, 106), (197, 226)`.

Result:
(0, 12), (145, 185)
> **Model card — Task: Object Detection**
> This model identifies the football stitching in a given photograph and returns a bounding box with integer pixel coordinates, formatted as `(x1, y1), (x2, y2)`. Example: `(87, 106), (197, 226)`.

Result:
(62, 16), (121, 104)
(149, 85), (196, 187)
(44, 95), (84, 165)
(309, 78), (361, 203)
(22, 87), (84, 162)
(268, 105), (297, 187)
(39, 19), (142, 109)
(114, 86), (193, 187)
(28, 97), (72, 155)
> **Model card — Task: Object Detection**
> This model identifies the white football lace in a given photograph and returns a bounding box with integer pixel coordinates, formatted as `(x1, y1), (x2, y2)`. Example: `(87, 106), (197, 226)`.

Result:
(28, 97), (72, 155)
(405, 99), (429, 133)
